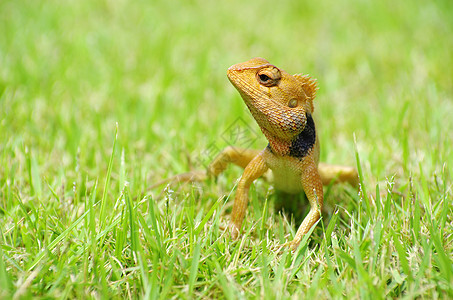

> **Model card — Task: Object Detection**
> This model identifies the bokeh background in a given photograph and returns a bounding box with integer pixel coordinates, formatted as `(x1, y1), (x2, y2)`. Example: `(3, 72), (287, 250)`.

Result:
(2, 0), (452, 182)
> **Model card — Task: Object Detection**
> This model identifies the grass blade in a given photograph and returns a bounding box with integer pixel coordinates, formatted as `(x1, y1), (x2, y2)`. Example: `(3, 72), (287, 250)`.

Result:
(100, 123), (118, 228)
(188, 242), (201, 295)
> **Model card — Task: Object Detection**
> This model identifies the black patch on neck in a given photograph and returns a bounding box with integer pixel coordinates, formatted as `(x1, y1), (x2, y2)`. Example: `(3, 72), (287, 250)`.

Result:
(266, 143), (273, 153)
(289, 113), (316, 158)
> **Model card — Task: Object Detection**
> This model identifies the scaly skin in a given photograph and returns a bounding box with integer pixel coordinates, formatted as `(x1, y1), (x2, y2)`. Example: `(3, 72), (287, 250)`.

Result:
(160, 58), (358, 250)
(210, 58), (358, 250)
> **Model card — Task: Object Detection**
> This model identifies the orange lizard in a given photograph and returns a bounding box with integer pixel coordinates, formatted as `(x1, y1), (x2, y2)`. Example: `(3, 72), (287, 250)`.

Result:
(170, 58), (358, 250)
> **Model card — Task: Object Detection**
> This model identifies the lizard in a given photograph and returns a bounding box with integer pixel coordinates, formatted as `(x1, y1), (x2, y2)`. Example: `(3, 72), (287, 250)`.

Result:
(162, 58), (358, 250)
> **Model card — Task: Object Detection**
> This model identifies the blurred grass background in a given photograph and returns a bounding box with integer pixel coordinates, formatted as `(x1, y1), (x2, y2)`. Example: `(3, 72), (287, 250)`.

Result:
(1, 0), (452, 298)
(1, 0), (452, 180)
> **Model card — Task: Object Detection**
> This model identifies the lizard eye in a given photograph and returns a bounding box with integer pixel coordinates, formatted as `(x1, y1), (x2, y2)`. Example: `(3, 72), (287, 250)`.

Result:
(288, 99), (298, 108)
(257, 67), (281, 87)
(259, 74), (271, 82)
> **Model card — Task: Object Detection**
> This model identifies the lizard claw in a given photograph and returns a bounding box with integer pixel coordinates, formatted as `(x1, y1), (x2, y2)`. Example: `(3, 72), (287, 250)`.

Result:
(280, 240), (300, 252)
(229, 223), (240, 240)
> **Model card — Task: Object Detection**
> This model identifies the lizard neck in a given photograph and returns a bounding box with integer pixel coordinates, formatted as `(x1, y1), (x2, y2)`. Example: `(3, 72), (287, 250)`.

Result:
(262, 128), (291, 156)
(262, 112), (316, 158)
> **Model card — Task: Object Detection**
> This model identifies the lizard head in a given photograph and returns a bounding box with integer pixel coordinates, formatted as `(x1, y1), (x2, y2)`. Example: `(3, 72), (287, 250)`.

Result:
(227, 57), (318, 144)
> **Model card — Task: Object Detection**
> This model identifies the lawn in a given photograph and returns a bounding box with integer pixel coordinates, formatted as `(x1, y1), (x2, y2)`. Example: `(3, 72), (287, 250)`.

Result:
(1, 0), (452, 298)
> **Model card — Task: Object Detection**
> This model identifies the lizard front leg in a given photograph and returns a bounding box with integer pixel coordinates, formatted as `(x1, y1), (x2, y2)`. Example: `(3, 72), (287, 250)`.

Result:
(288, 158), (324, 250)
(230, 150), (269, 239)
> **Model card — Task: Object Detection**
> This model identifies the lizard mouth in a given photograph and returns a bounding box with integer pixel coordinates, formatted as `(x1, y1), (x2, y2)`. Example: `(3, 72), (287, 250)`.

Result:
(227, 70), (306, 140)
(227, 69), (279, 107)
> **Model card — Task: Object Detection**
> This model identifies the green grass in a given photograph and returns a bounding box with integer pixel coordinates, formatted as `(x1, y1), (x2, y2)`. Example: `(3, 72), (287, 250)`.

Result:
(1, 0), (452, 298)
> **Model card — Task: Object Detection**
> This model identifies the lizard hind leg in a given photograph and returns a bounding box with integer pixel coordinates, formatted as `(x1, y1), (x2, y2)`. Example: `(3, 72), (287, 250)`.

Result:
(149, 147), (263, 191)
(207, 146), (262, 177)
(317, 162), (359, 187)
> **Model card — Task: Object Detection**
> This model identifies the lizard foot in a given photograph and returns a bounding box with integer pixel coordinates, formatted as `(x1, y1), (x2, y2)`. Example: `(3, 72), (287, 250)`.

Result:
(280, 240), (300, 252)
(229, 223), (241, 240)
(149, 170), (208, 190)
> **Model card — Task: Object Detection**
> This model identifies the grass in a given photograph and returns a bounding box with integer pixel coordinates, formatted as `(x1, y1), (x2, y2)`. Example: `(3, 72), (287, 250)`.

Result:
(1, 0), (452, 298)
